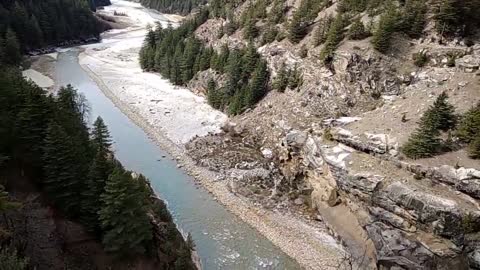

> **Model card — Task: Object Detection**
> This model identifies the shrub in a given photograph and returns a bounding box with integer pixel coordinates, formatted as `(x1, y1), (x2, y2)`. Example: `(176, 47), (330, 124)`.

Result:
(347, 18), (369, 40)
(413, 51), (429, 67)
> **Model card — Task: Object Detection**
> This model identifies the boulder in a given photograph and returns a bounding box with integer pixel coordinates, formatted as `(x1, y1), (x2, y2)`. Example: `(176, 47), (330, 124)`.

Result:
(285, 130), (308, 148)
(456, 55), (480, 72)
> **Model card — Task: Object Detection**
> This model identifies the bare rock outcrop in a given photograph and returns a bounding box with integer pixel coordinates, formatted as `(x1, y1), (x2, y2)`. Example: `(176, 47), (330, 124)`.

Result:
(273, 129), (480, 269)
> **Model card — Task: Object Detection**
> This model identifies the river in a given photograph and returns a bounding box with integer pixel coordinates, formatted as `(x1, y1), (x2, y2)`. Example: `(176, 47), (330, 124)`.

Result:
(53, 48), (300, 269)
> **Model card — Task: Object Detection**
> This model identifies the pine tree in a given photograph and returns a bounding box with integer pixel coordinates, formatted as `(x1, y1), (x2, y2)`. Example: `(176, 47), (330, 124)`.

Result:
(241, 43), (258, 80)
(432, 0), (458, 36)
(14, 88), (51, 171)
(91, 117), (112, 154)
(261, 23), (278, 45)
(320, 14), (345, 60)
(372, 6), (399, 53)
(313, 16), (333, 46)
(288, 0), (324, 43)
(26, 15), (43, 48)
(42, 121), (84, 216)
(98, 166), (153, 256)
(4, 28), (22, 65)
(246, 60), (268, 106)
(468, 135), (480, 159)
(56, 85), (92, 177)
(269, 0), (285, 24)
(402, 92), (457, 159)
(402, 127), (442, 159)
(456, 103), (480, 143)
(288, 64), (303, 89)
(82, 150), (112, 232)
(243, 16), (258, 40)
(273, 63), (289, 92)
(207, 79), (223, 110)
(399, 0), (427, 38)
(421, 91), (457, 132)
(225, 50), (242, 96)
(347, 18), (369, 40)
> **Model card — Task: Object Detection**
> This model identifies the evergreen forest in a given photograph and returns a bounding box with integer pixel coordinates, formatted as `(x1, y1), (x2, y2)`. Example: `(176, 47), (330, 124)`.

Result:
(0, 0), (103, 66)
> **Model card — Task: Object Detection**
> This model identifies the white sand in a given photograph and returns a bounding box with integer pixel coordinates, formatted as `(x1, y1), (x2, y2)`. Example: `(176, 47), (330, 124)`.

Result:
(22, 69), (54, 88)
(78, 1), (346, 268)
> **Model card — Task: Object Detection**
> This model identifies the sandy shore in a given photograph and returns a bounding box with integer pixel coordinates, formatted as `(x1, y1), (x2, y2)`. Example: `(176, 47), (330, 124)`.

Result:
(81, 63), (345, 270)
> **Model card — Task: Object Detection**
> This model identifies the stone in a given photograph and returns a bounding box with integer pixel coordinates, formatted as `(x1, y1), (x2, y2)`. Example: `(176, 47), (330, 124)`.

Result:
(344, 173), (384, 195)
(294, 197), (305, 205)
(303, 137), (324, 168)
(261, 148), (273, 159)
(456, 55), (480, 72)
(369, 207), (414, 232)
(285, 130), (308, 148)
(468, 249), (480, 269)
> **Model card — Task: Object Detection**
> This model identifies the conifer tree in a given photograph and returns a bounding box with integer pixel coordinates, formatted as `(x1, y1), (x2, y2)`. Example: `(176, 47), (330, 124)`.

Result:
(225, 50), (242, 96)
(320, 14), (345, 60)
(207, 79), (223, 110)
(399, 0), (427, 38)
(98, 166), (153, 256)
(243, 17), (258, 40)
(432, 0), (458, 36)
(241, 43), (258, 80)
(4, 28), (22, 65)
(91, 117), (112, 154)
(246, 60), (268, 106)
(14, 88), (51, 171)
(469, 135), (480, 159)
(402, 125), (442, 159)
(348, 18), (369, 40)
(56, 85), (92, 175)
(372, 7), (399, 53)
(42, 121), (84, 216)
(273, 63), (289, 92)
(288, 64), (303, 89)
(313, 16), (333, 46)
(82, 116), (114, 231)
(269, 0), (285, 24)
(456, 103), (480, 143)
(82, 150), (112, 232)
(422, 91), (457, 132)
(402, 92), (457, 159)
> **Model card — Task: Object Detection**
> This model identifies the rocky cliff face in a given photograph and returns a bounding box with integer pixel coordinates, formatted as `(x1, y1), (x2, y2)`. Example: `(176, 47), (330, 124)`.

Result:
(182, 0), (480, 268)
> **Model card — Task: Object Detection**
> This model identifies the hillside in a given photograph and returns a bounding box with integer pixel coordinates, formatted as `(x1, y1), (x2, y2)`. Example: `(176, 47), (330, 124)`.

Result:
(139, 0), (480, 269)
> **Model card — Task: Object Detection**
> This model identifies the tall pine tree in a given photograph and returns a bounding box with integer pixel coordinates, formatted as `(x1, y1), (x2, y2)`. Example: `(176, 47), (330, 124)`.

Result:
(99, 166), (153, 256)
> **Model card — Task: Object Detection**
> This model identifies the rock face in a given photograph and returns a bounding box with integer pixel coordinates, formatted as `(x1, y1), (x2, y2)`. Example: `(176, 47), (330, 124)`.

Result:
(274, 130), (480, 270)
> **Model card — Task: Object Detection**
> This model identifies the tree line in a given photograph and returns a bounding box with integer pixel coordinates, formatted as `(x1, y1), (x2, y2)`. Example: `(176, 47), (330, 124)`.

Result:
(0, 69), (195, 269)
(0, 0), (102, 65)
(140, 0), (206, 15)
(139, 10), (270, 115)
